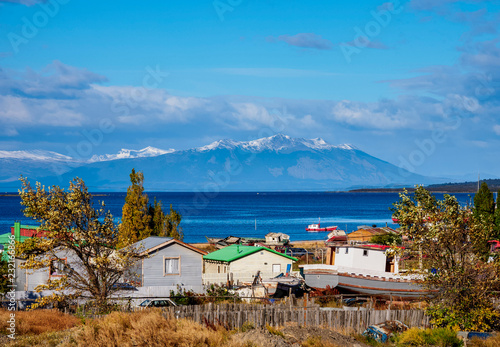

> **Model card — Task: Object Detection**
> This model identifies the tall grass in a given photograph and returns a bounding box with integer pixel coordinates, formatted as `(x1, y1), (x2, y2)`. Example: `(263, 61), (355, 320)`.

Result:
(468, 334), (500, 347)
(76, 309), (230, 346)
(301, 336), (340, 347)
(0, 308), (80, 335)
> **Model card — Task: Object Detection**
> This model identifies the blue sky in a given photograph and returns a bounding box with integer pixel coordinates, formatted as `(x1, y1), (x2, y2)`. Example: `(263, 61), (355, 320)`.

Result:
(0, 0), (500, 178)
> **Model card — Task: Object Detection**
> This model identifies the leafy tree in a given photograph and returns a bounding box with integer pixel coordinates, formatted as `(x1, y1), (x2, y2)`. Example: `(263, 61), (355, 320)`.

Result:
(474, 182), (495, 223)
(0, 257), (9, 295)
(392, 186), (500, 331)
(370, 233), (402, 246)
(17, 177), (142, 309)
(117, 169), (152, 248)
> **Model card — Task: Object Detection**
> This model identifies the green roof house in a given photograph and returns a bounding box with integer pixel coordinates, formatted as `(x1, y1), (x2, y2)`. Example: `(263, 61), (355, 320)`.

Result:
(0, 222), (41, 261)
(203, 245), (297, 285)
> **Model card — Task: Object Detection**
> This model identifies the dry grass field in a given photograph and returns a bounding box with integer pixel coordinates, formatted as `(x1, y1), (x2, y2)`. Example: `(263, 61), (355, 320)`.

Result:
(1, 308), (499, 346)
(0, 308), (367, 347)
(0, 309), (80, 336)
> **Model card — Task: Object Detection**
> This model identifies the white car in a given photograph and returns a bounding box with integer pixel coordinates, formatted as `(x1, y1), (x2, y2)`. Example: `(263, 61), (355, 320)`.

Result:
(138, 298), (177, 308)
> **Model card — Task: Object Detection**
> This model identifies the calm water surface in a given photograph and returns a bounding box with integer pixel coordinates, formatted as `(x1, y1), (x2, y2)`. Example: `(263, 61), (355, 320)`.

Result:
(0, 192), (473, 243)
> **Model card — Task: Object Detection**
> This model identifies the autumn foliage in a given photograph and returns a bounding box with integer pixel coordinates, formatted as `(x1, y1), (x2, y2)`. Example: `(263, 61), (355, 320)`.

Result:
(393, 186), (500, 331)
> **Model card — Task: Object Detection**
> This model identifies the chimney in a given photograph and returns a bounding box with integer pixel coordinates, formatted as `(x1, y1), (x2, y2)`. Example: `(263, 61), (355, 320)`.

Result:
(14, 221), (21, 242)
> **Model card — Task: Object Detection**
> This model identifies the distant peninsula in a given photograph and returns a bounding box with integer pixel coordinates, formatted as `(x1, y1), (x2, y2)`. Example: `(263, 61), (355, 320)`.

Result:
(349, 179), (500, 193)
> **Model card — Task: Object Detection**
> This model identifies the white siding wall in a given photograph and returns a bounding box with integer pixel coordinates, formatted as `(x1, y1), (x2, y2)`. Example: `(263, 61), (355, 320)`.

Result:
(230, 250), (292, 275)
(141, 243), (203, 287)
(203, 250), (293, 285)
(334, 247), (387, 272)
(22, 248), (80, 291)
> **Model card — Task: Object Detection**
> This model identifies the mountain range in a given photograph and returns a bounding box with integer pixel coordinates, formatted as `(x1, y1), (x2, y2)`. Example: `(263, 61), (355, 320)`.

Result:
(0, 134), (438, 192)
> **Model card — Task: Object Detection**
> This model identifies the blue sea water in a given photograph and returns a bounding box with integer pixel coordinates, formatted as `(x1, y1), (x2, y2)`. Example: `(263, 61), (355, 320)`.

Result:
(0, 192), (474, 243)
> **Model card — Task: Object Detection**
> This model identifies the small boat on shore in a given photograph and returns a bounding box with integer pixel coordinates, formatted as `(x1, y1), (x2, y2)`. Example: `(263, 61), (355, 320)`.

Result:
(301, 243), (433, 299)
(306, 218), (337, 232)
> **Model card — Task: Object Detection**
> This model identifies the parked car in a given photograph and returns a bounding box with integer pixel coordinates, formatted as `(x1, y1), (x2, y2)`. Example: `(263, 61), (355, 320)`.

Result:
(112, 282), (137, 291)
(285, 247), (313, 257)
(343, 297), (369, 306)
(138, 299), (177, 308)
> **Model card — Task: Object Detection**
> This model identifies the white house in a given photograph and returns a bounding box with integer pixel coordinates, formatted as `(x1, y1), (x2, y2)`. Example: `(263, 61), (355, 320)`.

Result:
(203, 244), (297, 285)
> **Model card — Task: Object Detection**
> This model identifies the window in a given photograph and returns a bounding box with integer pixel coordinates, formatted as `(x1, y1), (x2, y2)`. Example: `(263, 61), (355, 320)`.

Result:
(164, 257), (180, 276)
(272, 264), (281, 273)
(345, 248), (349, 254)
(335, 247), (339, 254)
(49, 258), (67, 277)
(363, 250), (368, 257)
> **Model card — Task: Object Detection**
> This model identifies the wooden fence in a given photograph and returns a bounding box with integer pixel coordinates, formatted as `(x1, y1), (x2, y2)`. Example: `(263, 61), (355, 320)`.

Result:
(160, 301), (430, 333)
(3, 295), (430, 333)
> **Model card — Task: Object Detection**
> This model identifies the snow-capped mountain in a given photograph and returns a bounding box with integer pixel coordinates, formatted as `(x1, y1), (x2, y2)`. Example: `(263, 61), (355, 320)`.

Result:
(197, 134), (357, 152)
(0, 150), (80, 185)
(0, 150), (74, 161)
(0, 134), (441, 191)
(89, 146), (175, 162)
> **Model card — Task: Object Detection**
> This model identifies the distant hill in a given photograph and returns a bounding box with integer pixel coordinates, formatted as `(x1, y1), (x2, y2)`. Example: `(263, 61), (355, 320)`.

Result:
(350, 179), (500, 193)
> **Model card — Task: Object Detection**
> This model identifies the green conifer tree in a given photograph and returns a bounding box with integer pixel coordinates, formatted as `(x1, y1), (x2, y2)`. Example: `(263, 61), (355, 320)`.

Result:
(474, 182), (495, 224)
(117, 169), (152, 248)
(495, 190), (500, 238)
(165, 204), (183, 240)
(149, 198), (165, 237)
(147, 200), (183, 240)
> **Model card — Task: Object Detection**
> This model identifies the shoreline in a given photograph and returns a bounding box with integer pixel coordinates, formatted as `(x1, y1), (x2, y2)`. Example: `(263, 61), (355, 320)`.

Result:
(191, 239), (326, 249)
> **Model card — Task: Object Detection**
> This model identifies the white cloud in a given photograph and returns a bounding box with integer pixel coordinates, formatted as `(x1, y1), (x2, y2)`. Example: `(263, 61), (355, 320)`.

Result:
(331, 100), (411, 129)
(0, 95), (30, 123)
(229, 102), (275, 130)
(271, 33), (333, 50)
(213, 68), (337, 78)
(469, 140), (489, 148)
(0, 126), (18, 136)
(299, 114), (319, 128)
(494, 124), (500, 135)
(36, 100), (83, 126)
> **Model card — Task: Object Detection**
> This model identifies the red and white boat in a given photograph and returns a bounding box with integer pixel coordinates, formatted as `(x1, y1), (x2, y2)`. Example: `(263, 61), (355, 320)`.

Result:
(306, 218), (338, 232)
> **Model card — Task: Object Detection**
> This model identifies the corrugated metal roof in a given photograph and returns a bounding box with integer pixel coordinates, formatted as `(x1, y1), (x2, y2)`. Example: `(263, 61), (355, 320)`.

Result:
(0, 233), (31, 244)
(203, 244), (297, 262)
(130, 236), (173, 251)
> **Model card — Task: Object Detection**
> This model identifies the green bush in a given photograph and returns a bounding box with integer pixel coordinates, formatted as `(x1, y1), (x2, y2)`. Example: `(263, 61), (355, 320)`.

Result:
(265, 324), (284, 338)
(427, 303), (500, 332)
(169, 285), (204, 305)
(239, 321), (255, 332)
(205, 283), (241, 303)
(397, 327), (463, 347)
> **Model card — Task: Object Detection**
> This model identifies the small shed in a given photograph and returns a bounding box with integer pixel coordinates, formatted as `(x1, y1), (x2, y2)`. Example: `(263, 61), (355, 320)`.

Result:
(203, 244), (296, 285)
(265, 232), (290, 247)
(347, 226), (398, 243)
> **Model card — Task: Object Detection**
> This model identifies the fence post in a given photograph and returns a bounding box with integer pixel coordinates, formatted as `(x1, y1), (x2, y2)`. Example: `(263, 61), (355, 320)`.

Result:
(304, 293), (308, 326)
(386, 294), (392, 321)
